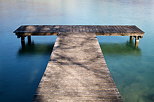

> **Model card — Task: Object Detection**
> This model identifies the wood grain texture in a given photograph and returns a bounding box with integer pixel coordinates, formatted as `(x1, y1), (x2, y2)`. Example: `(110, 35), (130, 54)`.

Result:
(34, 33), (123, 102)
(14, 25), (144, 37)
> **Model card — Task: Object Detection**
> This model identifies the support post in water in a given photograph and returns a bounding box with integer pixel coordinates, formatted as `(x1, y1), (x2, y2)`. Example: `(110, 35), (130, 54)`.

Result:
(129, 36), (134, 44)
(27, 36), (31, 45)
(21, 36), (25, 47)
(135, 36), (139, 48)
(130, 36), (134, 41)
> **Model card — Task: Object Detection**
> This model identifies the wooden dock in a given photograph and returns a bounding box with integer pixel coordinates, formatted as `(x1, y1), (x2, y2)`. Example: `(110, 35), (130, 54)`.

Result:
(14, 25), (144, 102)
(14, 25), (144, 48)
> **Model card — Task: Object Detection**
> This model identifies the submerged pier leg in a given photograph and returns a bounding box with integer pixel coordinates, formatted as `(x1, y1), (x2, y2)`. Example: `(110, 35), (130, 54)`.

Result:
(135, 36), (139, 48)
(130, 36), (134, 41)
(129, 36), (134, 44)
(27, 36), (31, 45)
(21, 36), (25, 48)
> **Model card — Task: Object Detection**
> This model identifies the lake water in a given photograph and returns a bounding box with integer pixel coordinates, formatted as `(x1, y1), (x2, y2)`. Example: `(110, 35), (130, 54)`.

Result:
(0, 0), (154, 102)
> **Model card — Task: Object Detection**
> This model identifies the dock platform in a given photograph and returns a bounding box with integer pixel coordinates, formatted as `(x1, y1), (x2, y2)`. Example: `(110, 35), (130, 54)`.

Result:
(13, 25), (144, 102)
(14, 25), (144, 48)
(14, 25), (144, 36)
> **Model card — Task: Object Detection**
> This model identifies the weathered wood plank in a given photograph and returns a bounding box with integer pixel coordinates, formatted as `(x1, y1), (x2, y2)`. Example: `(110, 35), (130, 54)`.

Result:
(34, 33), (122, 102)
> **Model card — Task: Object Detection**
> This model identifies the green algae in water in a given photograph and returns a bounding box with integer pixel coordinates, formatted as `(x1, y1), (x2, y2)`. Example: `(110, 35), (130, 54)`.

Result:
(100, 41), (141, 56)
(99, 41), (154, 102)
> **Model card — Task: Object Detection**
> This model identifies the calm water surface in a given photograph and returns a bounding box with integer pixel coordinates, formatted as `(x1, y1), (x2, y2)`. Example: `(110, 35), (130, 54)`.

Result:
(0, 0), (154, 102)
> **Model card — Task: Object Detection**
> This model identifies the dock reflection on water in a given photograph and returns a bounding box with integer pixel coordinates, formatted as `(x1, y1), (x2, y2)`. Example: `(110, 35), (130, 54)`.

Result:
(100, 41), (141, 56)
(18, 42), (54, 56)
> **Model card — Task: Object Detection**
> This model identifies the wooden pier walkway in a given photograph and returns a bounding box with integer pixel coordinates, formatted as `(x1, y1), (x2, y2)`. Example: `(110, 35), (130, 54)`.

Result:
(14, 25), (144, 102)
(34, 32), (122, 102)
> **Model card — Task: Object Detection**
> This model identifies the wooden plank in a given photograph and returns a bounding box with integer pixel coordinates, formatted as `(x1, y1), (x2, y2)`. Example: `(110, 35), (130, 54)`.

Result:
(34, 33), (122, 102)
(112, 26), (119, 33)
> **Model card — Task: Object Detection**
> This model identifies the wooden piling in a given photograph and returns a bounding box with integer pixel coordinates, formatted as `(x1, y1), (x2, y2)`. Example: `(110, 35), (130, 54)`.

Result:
(27, 36), (31, 45)
(130, 36), (134, 41)
(135, 36), (140, 48)
(21, 36), (25, 47)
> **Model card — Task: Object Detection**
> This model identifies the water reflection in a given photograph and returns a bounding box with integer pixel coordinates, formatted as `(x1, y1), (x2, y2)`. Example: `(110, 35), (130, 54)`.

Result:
(18, 42), (54, 56)
(100, 41), (141, 56)
(14, 42), (55, 102)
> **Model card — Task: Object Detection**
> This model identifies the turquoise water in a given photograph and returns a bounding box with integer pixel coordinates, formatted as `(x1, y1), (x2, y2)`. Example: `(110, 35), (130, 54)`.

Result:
(0, 0), (154, 102)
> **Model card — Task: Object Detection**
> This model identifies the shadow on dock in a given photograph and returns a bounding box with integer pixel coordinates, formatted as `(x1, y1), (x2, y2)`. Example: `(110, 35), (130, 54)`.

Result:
(18, 42), (54, 56)
(100, 41), (141, 56)
(33, 34), (122, 102)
